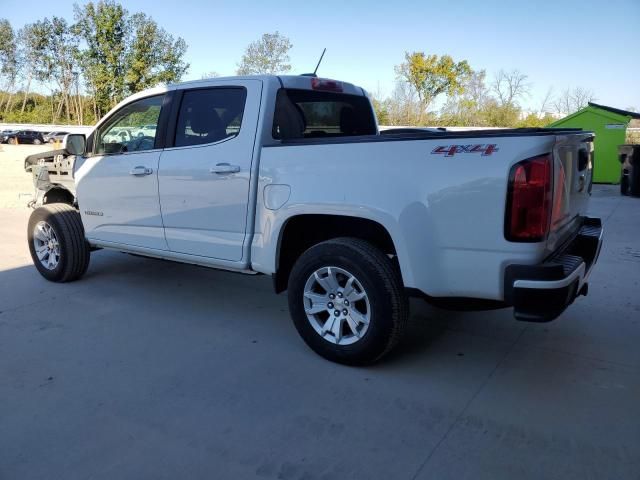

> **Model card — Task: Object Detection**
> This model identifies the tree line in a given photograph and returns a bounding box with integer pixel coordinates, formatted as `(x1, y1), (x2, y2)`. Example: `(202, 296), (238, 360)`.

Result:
(230, 33), (604, 127)
(372, 53), (601, 127)
(0, 1), (188, 125)
(233, 34), (601, 128)
(0, 15), (604, 127)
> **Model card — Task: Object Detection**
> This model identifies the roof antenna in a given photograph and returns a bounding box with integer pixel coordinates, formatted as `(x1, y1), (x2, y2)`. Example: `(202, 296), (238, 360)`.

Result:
(302, 48), (326, 77)
(313, 48), (327, 76)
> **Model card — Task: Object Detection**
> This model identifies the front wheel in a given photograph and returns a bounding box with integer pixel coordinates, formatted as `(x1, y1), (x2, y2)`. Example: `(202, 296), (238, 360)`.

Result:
(27, 203), (90, 282)
(287, 238), (408, 365)
(33, 138), (42, 145)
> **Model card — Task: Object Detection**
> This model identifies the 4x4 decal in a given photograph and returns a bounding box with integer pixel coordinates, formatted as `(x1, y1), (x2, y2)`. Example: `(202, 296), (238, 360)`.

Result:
(432, 144), (499, 157)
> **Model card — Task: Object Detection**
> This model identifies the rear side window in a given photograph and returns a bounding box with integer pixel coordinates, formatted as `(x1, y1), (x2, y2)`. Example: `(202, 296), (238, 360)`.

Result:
(174, 88), (247, 147)
(272, 89), (376, 140)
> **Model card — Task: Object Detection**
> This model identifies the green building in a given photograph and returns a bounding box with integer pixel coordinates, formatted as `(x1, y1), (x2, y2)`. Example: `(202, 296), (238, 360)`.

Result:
(549, 103), (640, 184)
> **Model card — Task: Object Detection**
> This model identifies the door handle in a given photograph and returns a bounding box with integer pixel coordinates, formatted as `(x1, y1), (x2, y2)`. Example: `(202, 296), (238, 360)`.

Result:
(129, 166), (153, 176)
(210, 163), (240, 174)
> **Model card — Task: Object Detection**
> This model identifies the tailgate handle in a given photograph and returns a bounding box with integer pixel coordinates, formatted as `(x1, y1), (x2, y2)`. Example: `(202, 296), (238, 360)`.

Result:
(578, 150), (589, 171)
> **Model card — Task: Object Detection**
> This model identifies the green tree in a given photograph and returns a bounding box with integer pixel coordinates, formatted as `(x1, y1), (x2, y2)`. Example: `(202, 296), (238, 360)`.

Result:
(74, 0), (128, 117)
(482, 98), (521, 127)
(517, 111), (556, 128)
(440, 70), (490, 126)
(0, 19), (16, 74)
(1, 1), (189, 125)
(124, 12), (189, 94)
(41, 17), (81, 122)
(369, 94), (389, 125)
(0, 19), (18, 111)
(16, 21), (51, 114)
(237, 32), (292, 75)
(384, 80), (425, 125)
(395, 52), (471, 115)
(74, 2), (188, 116)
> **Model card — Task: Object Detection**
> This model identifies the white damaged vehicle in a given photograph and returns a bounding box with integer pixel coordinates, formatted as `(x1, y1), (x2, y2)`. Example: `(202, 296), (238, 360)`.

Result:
(25, 75), (603, 364)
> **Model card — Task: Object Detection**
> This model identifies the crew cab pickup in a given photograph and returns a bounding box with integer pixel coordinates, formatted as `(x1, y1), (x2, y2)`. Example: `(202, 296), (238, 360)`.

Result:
(26, 75), (603, 364)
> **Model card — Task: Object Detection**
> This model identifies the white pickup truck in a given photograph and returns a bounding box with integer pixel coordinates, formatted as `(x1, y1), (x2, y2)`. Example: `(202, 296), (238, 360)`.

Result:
(25, 74), (603, 364)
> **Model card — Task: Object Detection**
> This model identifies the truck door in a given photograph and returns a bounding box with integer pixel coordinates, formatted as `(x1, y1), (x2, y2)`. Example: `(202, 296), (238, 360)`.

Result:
(157, 80), (262, 261)
(75, 94), (168, 250)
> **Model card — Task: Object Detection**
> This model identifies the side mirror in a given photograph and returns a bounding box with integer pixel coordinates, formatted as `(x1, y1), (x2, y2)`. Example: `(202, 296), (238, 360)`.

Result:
(63, 134), (86, 156)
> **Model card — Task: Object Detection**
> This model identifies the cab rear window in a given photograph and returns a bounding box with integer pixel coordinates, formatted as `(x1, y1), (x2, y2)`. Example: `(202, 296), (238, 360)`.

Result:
(272, 89), (376, 140)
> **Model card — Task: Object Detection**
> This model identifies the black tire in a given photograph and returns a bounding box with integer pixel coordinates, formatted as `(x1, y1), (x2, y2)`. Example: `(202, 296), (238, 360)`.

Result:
(27, 203), (90, 282)
(8, 137), (16, 145)
(287, 237), (408, 365)
(33, 138), (42, 145)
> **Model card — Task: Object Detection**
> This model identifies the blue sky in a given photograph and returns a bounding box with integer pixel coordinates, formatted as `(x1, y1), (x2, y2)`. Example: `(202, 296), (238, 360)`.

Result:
(3, 0), (639, 111)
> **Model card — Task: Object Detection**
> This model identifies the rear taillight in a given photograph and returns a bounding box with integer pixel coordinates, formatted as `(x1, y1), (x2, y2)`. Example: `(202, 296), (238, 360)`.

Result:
(505, 153), (552, 242)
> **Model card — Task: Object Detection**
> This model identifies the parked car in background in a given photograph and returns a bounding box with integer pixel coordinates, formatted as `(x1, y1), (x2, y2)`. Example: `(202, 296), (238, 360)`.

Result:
(102, 128), (132, 144)
(131, 124), (157, 138)
(43, 131), (69, 143)
(0, 130), (17, 143)
(5, 130), (45, 145)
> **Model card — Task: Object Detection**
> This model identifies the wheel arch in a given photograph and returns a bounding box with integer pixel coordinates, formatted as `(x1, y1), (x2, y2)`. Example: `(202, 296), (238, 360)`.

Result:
(42, 186), (75, 206)
(272, 213), (401, 293)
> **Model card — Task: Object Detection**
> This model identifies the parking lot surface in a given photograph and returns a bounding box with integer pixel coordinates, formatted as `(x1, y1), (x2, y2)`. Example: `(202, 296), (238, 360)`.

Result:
(1, 145), (639, 479)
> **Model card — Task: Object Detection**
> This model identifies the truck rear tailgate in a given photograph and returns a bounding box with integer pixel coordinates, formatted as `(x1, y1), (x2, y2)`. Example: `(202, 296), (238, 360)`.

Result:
(547, 132), (594, 252)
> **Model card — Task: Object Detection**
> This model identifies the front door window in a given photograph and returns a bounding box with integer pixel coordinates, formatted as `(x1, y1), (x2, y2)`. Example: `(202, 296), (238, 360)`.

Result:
(96, 95), (163, 154)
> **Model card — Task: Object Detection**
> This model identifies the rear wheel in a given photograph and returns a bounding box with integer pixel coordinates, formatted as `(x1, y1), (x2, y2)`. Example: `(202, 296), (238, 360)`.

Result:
(287, 237), (408, 365)
(28, 204), (90, 282)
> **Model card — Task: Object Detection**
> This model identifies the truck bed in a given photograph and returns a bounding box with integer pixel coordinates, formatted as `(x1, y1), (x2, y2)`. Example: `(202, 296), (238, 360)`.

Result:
(275, 128), (587, 146)
(255, 127), (594, 302)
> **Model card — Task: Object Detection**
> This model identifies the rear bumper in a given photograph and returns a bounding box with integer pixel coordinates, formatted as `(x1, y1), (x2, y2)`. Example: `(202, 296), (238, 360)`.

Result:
(504, 217), (603, 322)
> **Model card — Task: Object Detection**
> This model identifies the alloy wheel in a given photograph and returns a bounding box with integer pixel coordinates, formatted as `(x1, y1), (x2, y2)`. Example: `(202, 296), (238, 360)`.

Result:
(303, 266), (371, 345)
(33, 221), (60, 270)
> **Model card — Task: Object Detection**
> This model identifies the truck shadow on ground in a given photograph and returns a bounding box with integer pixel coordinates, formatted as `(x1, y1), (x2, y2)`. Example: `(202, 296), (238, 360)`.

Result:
(0, 248), (527, 368)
